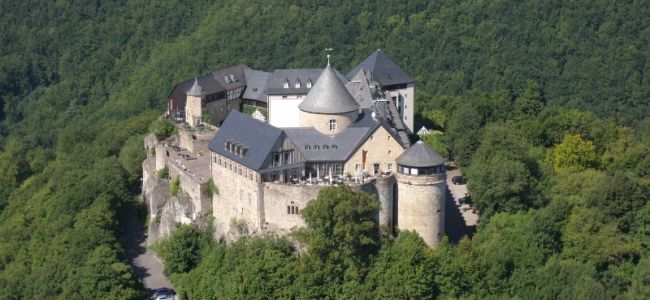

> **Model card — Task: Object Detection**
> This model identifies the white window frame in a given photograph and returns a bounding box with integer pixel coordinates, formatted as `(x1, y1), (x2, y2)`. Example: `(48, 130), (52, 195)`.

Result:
(329, 119), (337, 132)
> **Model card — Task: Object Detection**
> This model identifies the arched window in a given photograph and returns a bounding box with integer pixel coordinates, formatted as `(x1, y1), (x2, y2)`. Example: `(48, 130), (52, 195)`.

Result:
(329, 119), (337, 132)
(305, 145), (311, 150)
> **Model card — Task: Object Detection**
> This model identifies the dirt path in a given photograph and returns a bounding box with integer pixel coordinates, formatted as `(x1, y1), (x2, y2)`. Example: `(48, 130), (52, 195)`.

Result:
(119, 200), (174, 297)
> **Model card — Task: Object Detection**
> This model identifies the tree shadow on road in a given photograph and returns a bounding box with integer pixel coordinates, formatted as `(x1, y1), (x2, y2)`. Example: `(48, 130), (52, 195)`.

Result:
(444, 187), (476, 243)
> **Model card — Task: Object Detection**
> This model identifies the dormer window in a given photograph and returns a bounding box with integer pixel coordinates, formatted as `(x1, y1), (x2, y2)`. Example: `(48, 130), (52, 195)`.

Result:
(295, 80), (301, 88)
(329, 119), (337, 132)
(283, 79), (289, 88)
(306, 80), (312, 88)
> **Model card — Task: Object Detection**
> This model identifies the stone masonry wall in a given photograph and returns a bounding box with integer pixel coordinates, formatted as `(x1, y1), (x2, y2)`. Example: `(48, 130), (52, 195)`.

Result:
(396, 173), (446, 247)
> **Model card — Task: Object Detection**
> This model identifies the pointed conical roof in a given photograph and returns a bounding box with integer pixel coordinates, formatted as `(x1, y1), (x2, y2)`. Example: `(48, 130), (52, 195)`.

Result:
(299, 65), (359, 114)
(186, 78), (203, 97)
(396, 140), (445, 167)
(346, 49), (414, 86)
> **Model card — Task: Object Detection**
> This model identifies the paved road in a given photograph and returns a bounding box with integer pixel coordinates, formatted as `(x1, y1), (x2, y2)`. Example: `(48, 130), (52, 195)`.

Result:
(119, 201), (174, 297)
(444, 167), (478, 242)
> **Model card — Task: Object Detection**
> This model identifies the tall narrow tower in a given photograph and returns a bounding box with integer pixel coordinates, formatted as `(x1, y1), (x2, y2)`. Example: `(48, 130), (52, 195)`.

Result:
(186, 78), (203, 127)
(395, 140), (446, 247)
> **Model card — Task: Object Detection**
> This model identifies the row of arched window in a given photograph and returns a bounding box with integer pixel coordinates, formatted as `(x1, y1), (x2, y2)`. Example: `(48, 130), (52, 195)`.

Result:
(305, 144), (338, 151)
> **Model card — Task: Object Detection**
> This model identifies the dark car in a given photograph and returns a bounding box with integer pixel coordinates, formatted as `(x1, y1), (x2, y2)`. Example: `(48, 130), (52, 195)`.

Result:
(451, 176), (466, 185)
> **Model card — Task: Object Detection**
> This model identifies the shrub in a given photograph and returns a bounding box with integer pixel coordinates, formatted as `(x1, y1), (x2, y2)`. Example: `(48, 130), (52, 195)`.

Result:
(158, 166), (169, 179)
(170, 175), (180, 196)
(149, 118), (177, 140)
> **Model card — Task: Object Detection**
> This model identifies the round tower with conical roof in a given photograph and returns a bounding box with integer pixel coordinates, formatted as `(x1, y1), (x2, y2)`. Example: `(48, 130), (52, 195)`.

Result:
(186, 78), (203, 127)
(395, 140), (446, 247)
(298, 64), (359, 134)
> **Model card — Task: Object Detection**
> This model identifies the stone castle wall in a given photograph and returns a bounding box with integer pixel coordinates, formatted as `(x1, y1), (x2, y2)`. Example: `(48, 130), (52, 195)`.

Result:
(364, 175), (396, 231)
(261, 183), (323, 233)
(211, 153), (264, 240)
(396, 173), (446, 247)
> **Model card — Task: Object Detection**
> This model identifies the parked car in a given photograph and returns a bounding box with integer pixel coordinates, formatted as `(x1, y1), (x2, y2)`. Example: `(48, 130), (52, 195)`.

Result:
(459, 195), (471, 205)
(451, 176), (466, 185)
(154, 288), (176, 300)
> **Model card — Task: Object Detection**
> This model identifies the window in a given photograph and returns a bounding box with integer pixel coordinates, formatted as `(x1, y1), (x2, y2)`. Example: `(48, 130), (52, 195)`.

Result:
(331, 144), (338, 150)
(248, 193), (252, 207)
(282, 95), (287, 99)
(283, 80), (289, 88)
(306, 80), (312, 88)
(323, 145), (329, 150)
(313, 145), (320, 150)
(388, 163), (393, 172)
(295, 80), (301, 88)
(273, 153), (281, 167)
(305, 145), (311, 150)
(287, 205), (299, 215)
(329, 119), (337, 132)
(388, 136), (392, 141)
(355, 164), (361, 172)
(388, 150), (392, 155)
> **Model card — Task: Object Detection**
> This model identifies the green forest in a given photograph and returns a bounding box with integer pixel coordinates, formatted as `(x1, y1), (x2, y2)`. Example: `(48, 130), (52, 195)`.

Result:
(0, 0), (648, 299)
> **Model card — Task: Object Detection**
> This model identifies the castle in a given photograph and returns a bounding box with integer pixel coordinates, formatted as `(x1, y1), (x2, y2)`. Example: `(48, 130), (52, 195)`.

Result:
(148, 50), (447, 247)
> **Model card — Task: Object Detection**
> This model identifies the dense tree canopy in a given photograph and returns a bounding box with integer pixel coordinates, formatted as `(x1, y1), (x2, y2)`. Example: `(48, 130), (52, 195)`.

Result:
(0, 0), (649, 298)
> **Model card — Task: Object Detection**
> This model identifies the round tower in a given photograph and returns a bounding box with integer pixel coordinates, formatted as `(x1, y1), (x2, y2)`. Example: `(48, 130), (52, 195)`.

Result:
(395, 140), (446, 247)
(298, 64), (359, 134)
(185, 78), (203, 127)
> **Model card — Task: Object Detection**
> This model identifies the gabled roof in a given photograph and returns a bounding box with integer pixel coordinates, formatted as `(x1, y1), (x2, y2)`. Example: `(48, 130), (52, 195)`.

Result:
(265, 68), (348, 95)
(299, 65), (359, 114)
(242, 69), (271, 103)
(168, 65), (249, 109)
(266, 69), (322, 95)
(284, 109), (406, 162)
(209, 111), (284, 171)
(345, 69), (375, 109)
(346, 50), (414, 87)
(396, 140), (445, 167)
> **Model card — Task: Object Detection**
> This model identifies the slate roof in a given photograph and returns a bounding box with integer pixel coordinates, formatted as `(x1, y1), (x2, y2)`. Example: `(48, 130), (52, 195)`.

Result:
(168, 65), (249, 110)
(346, 69), (377, 109)
(266, 69), (322, 95)
(242, 69), (271, 103)
(284, 109), (406, 162)
(346, 50), (414, 87)
(187, 78), (203, 96)
(209, 111), (283, 171)
(396, 140), (445, 167)
(266, 68), (348, 95)
(283, 126), (371, 161)
(210, 109), (407, 170)
(299, 65), (360, 114)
